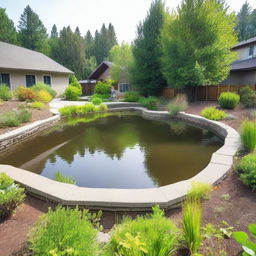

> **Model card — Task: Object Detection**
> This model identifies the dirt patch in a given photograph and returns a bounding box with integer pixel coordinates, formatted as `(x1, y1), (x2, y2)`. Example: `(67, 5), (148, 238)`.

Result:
(0, 101), (53, 135)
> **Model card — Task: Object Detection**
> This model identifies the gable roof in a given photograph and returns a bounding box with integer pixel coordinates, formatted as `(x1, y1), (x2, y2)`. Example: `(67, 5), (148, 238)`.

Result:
(88, 61), (113, 79)
(0, 41), (74, 74)
(231, 58), (256, 71)
(232, 37), (256, 50)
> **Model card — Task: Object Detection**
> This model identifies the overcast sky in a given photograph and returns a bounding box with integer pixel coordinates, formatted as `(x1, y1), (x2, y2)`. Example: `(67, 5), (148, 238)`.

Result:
(1, 0), (256, 43)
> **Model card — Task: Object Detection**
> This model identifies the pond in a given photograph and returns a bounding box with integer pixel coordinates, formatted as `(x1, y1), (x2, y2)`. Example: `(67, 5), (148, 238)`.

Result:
(0, 112), (223, 189)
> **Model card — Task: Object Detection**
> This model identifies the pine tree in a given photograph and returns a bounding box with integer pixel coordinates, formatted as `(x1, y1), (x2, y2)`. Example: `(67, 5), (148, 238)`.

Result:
(237, 1), (252, 41)
(131, 0), (167, 96)
(18, 5), (49, 54)
(107, 23), (117, 51)
(50, 24), (58, 38)
(0, 8), (17, 44)
(84, 30), (94, 58)
(75, 26), (81, 36)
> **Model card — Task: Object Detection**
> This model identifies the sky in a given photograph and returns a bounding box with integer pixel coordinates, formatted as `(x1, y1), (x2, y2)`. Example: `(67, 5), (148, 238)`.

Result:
(1, 0), (256, 43)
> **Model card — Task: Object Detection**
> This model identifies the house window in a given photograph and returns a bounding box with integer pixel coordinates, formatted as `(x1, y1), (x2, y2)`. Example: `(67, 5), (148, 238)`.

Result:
(25, 75), (36, 87)
(43, 75), (51, 85)
(120, 83), (129, 92)
(0, 73), (10, 87)
(249, 46), (254, 56)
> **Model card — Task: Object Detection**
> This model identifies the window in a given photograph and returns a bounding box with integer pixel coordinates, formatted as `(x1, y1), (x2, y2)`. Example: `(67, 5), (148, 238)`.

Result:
(0, 73), (10, 87)
(43, 75), (51, 85)
(25, 75), (36, 87)
(120, 83), (129, 92)
(249, 46), (254, 56)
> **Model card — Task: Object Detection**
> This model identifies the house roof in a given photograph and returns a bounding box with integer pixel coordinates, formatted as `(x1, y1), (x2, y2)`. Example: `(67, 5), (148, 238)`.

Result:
(0, 41), (74, 74)
(231, 58), (256, 71)
(88, 61), (113, 79)
(232, 37), (256, 50)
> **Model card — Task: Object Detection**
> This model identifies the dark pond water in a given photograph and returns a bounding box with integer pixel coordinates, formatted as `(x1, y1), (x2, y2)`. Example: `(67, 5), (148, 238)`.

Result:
(0, 112), (223, 189)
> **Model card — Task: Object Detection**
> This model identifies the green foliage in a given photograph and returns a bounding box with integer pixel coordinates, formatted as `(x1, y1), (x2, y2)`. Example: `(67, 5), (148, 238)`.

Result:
(54, 171), (76, 184)
(182, 198), (203, 254)
(0, 173), (25, 220)
(187, 182), (212, 200)
(0, 84), (12, 101)
(237, 154), (256, 190)
(218, 92), (240, 109)
(139, 96), (158, 110)
(94, 80), (112, 95)
(14, 86), (37, 102)
(124, 91), (140, 102)
(132, 0), (167, 96)
(233, 223), (256, 256)
(105, 205), (178, 256)
(240, 120), (256, 152)
(201, 107), (227, 121)
(30, 101), (45, 110)
(91, 93), (110, 101)
(240, 87), (256, 108)
(69, 75), (82, 90)
(29, 206), (100, 256)
(64, 85), (82, 101)
(161, 0), (237, 89)
(91, 97), (102, 105)
(167, 94), (188, 116)
(17, 108), (32, 123)
(35, 90), (52, 103)
(31, 82), (57, 98)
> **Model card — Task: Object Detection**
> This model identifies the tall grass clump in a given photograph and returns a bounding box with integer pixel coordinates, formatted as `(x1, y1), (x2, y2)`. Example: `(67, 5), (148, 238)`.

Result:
(0, 109), (32, 127)
(187, 182), (212, 200)
(240, 120), (256, 152)
(218, 92), (240, 109)
(167, 94), (188, 117)
(201, 106), (227, 121)
(138, 96), (158, 110)
(104, 205), (178, 256)
(182, 198), (203, 254)
(124, 91), (140, 102)
(29, 206), (100, 256)
(0, 84), (12, 101)
(54, 171), (76, 184)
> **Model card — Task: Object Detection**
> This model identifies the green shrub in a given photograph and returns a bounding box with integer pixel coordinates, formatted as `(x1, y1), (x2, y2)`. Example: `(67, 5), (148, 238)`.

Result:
(17, 108), (32, 123)
(233, 224), (256, 256)
(91, 93), (110, 101)
(64, 85), (82, 101)
(59, 105), (78, 116)
(69, 74), (82, 90)
(91, 97), (102, 105)
(0, 84), (12, 101)
(97, 103), (108, 112)
(182, 198), (203, 254)
(167, 94), (188, 116)
(218, 92), (240, 109)
(94, 80), (112, 95)
(240, 120), (256, 152)
(31, 101), (45, 110)
(0, 111), (20, 127)
(0, 173), (25, 219)
(105, 205), (178, 256)
(14, 86), (37, 102)
(29, 206), (100, 256)
(237, 154), (256, 190)
(187, 182), (212, 200)
(139, 96), (158, 110)
(124, 91), (140, 102)
(201, 106), (227, 121)
(54, 171), (76, 184)
(240, 86), (256, 108)
(35, 90), (52, 103)
(31, 82), (57, 98)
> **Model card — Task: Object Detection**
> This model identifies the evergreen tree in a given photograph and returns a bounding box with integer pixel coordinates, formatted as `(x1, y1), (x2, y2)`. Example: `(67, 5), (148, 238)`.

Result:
(131, 0), (167, 96)
(107, 23), (117, 52)
(18, 5), (49, 54)
(50, 24), (58, 38)
(237, 1), (252, 41)
(0, 8), (17, 44)
(75, 26), (81, 36)
(84, 30), (94, 57)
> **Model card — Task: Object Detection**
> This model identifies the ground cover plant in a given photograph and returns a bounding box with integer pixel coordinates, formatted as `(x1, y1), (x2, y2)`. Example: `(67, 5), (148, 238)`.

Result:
(167, 94), (188, 117)
(0, 173), (25, 220)
(54, 171), (76, 184)
(138, 96), (158, 110)
(124, 91), (140, 102)
(0, 84), (12, 101)
(29, 206), (100, 256)
(201, 106), (227, 121)
(240, 120), (256, 152)
(240, 86), (256, 108)
(218, 92), (240, 109)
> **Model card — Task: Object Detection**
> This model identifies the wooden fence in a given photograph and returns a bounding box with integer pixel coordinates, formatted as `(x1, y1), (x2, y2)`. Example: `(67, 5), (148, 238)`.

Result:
(162, 85), (256, 101)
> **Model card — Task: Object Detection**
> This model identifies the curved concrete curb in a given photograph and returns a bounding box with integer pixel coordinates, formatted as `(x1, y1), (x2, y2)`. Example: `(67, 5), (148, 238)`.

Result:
(0, 107), (241, 211)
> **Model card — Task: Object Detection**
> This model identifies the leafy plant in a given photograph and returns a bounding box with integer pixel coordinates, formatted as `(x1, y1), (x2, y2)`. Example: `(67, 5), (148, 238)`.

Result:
(0, 173), (25, 220)
(187, 182), (212, 200)
(94, 80), (112, 95)
(54, 171), (76, 184)
(124, 91), (140, 102)
(91, 97), (102, 105)
(17, 108), (32, 123)
(29, 206), (100, 256)
(240, 120), (256, 152)
(31, 101), (45, 110)
(167, 94), (188, 116)
(96, 103), (108, 112)
(233, 223), (256, 256)
(64, 85), (82, 101)
(35, 90), (52, 103)
(31, 82), (57, 98)
(218, 92), (240, 109)
(0, 111), (20, 127)
(240, 86), (256, 108)
(237, 154), (256, 190)
(91, 93), (110, 101)
(14, 86), (37, 102)
(0, 84), (12, 101)
(139, 96), (158, 110)
(201, 106), (227, 121)
(105, 205), (178, 256)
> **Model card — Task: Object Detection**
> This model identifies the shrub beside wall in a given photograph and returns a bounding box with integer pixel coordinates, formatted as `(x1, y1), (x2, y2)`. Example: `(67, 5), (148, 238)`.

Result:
(218, 92), (240, 109)
(201, 107), (227, 121)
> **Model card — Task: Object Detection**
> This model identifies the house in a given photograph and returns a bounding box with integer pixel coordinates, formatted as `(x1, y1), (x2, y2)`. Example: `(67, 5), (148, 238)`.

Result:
(0, 41), (73, 94)
(221, 37), (256, 86)
(79, 61), (130, 95)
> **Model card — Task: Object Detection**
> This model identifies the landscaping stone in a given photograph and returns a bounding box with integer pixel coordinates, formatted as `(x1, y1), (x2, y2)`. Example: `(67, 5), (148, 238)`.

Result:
(97, 232), (110, 244)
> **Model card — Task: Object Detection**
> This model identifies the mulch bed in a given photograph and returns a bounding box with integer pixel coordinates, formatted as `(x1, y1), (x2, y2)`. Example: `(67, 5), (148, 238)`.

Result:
(0, 101), (255, 256)
(0, 100), (53, 135)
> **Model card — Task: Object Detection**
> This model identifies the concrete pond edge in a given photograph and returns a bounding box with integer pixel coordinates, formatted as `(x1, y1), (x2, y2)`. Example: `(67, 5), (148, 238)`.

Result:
(0, 103), (241, 211)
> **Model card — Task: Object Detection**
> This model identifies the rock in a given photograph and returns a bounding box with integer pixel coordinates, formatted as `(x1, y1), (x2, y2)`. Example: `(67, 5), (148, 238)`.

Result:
(225, 114), (237, 120)
(97, 232), (110, 244)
